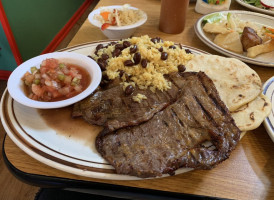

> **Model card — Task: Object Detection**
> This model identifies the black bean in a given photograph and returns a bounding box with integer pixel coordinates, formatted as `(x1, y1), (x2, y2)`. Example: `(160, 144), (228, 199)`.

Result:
(156, 37), (163, 43)
(115, 43), (124, 50)
(119, 70), (125, 77)
(96, 44), (104, 51)
(109, 41), (117, 46)
(151, 37), (162, 44)
(100, 80), (108, 88)
(178, 65), (186, 73)
(130, 45), (138, 53)
(185, 49), (192, 54)
(94, 50), (99, 56)
(141, 59), (148, 68)
(102, 74), (110, 81)
(101, 54), (109, 60)
(151, 38), (157, 44)
(133, 52), (141, 64)
(98, 60), (107, 71)
(161, 52), (168, 60)
(123, 41), (131, 48)
(125, 85), (134, 96)
(169, 45), (176, 49)
(125, 74), (131, 82)
(124, 60), (134, 66)
(158, 46), (163, 52)
(112, 49), (121, 57)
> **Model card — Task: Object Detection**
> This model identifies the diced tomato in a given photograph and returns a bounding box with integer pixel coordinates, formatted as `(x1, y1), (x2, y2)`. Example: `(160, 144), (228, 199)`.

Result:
(41, 58), (58, 68)
(111, 17), (116, 25)
(101, 23), (111, 31)
(23, 58), (89, 102)
(260, 0), (274, 8)
(32, 84), (44, 97)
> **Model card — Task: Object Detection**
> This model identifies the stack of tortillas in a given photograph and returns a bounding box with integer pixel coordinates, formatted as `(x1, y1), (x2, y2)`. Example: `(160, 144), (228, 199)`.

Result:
(185, 54), (271, 135)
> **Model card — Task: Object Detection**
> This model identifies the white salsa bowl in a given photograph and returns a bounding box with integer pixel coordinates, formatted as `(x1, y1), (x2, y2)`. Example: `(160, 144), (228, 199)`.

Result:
(7, 52), (102, 109)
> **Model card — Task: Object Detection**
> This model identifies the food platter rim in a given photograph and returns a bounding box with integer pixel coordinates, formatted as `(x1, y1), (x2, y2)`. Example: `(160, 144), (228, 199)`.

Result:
(59, 40), (211, 55)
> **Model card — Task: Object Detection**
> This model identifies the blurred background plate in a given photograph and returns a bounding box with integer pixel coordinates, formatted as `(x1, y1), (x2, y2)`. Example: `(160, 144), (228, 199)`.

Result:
(195, 10), (274, 67)
(235, 0), (274, 16)
(263, 76), (274, 142)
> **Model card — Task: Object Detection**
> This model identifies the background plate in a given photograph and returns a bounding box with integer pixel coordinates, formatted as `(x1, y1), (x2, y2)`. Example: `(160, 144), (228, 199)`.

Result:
(195, 10), (274, 67)
(235, 0), (274, 16)
(263, 76), (274, 142)
(1, 41), (207, 180)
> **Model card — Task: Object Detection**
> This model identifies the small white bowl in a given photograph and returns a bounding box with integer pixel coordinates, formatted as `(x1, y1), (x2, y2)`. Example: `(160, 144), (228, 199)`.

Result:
(7, 52), (102, 109)
(88, 5), (147, 39)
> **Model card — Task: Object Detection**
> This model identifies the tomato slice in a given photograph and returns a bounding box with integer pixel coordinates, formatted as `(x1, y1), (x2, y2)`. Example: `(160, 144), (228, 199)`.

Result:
(101, 23), (111, 31)
(260, 0), (274, 8)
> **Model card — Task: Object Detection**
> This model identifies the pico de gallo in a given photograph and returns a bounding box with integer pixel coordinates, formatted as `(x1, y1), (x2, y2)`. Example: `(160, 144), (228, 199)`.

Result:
(22, 58), (90, 102)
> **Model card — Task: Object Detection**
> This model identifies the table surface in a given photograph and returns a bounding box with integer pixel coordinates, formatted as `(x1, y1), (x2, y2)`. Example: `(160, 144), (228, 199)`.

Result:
(3, 0), (274, 199)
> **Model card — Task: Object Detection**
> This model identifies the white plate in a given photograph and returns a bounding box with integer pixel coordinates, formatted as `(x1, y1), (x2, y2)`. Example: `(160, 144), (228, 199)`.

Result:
(263, 76), (274, 142)
(236, 0), (274, 16)
(194, 10), (274, 67)
(1, 41), (207, 180)
(7, 52), (102, 109)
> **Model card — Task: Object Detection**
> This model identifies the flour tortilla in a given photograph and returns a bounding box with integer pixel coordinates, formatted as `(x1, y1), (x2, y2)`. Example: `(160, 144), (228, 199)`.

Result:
(185, 54), (262, 111)
(231, 94), (271, 131)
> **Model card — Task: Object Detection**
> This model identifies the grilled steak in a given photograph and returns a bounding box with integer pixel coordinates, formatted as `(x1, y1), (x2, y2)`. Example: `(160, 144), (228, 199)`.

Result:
(72, 73), (185, 132)
(96, 72), (241, 178)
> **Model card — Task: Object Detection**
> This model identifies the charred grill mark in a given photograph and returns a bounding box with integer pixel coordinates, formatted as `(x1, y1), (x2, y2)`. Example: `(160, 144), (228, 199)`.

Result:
(209, 94), (228, 116)
(162, 89), (173, 101)
(154, 90), (167, 102)
(184, 104), (200, 126)
(197, 73), (229, 116)
(194, 96), (215, 124)
(200, 79), (209, 93)
(171, 108), (184, 127)
(143, 94), (154, 109)
(168, 76), (181, 90)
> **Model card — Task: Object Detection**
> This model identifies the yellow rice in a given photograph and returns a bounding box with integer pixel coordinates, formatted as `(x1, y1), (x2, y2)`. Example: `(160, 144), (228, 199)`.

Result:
(92, 35), (194, 92)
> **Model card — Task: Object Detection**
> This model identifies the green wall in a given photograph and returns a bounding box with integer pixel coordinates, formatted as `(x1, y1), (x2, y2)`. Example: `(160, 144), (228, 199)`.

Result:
(0, 22), (17, 71)
(1, 0), (85, 62)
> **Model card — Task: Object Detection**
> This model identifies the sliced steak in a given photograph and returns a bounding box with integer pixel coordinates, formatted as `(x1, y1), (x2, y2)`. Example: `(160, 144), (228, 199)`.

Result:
(96, 72), (241, 178)
(72, 78), (121, 118)
(72, 73), (183, 132)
